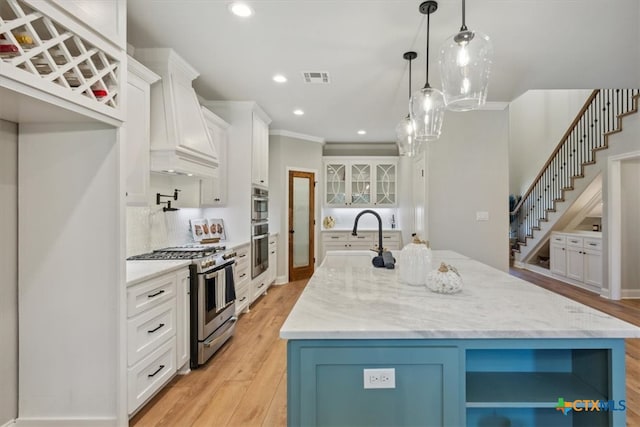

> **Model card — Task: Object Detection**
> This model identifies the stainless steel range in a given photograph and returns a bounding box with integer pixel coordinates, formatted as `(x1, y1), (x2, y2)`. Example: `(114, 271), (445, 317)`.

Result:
(128, 245), (237, 368)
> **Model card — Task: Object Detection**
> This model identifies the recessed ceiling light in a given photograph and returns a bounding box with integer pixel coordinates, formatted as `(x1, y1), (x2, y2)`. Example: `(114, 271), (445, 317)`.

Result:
(357, 130), (367, 135)
(293, 109), (304, 116)
(273, 74), (287, 83)
(229, 2), (253, 17)
(166, 169), (175, 173)
(187, 173), (194, 177)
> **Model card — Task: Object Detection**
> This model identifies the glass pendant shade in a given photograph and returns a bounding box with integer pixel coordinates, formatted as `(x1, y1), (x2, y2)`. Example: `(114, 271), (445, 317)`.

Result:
(439, 29), (492, 111)
(396, 115), (415, 156)
(410, 85), (446, 144)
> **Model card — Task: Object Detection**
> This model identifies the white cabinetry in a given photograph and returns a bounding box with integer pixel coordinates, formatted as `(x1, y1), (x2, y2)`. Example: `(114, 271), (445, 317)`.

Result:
(175, 268), (190, 371)
(200, 107), (230, 206)
(0, 0), (126, 124)
(550, 232), (602, 293)
(125, 57), (160, 205)
(268, 234), (278, 285)
(252, 113), (269, 187)
(127, 267), (189, 415)
(549, 234), (567, 276)
(324, 157), (397, 207)
(234, 243), (251, 315)
(321, 230), (402, 261)
(45, 0), (127, 49)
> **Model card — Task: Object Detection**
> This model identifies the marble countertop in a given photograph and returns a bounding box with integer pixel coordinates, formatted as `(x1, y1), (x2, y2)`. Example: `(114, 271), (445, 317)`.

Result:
(280, 250), (640, 340)
(321, 228), (401, 232)
(127, 260), (191, 287)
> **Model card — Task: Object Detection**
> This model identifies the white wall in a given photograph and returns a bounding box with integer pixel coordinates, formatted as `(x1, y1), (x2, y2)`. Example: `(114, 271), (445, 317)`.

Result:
(509, 90), (592, 196)
(0, 119), (18, 426)
(621, 158), (640, 291)
(269, 134), (323, 281)
(428, 110), (510, 271)
(18, 123), (119, 422)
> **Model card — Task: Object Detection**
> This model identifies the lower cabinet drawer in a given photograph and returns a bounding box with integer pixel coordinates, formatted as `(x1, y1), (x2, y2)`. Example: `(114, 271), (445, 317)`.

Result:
(235, 283), (251, 315)
(128, 336), (176, 415)
(584, 238), (602, 250)
(128, 299), (176, 366)
(235, 264), (250, 284)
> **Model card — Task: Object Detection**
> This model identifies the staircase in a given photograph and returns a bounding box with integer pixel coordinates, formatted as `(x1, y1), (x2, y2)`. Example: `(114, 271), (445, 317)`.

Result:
(511, 89), (640, 263)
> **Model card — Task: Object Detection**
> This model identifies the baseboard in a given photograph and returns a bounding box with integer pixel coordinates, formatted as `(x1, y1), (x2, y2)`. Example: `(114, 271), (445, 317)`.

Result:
(522, 263), (553, 278)
(15, 418), (117, 427)
(621, 289), (640, 299)
(274, 275), (287, 285)
(2, 419), (16, 427)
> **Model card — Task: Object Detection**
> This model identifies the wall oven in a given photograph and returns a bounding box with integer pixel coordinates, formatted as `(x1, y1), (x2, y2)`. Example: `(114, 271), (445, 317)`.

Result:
(252, 221), (269, 278)
(252, 186), (269, 222)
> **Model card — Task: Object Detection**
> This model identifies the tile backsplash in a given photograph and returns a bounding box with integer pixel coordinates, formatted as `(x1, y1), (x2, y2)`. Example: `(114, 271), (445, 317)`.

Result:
(126, 206), (204, 257)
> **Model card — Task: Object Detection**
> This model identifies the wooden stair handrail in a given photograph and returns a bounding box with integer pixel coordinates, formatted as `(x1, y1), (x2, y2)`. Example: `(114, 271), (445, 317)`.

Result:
(510, 89), (600, 215)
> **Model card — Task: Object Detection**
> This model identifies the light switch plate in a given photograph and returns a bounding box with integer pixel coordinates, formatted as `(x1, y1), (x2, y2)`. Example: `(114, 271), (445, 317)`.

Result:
(476, 211), (489, 221)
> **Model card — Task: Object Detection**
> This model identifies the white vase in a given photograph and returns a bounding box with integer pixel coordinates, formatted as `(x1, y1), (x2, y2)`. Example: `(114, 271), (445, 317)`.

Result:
(398, 237), (432, 286)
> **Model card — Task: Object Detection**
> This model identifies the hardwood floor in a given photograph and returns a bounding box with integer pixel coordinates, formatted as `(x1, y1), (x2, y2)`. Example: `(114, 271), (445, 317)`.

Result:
(131, 270), (640, 426)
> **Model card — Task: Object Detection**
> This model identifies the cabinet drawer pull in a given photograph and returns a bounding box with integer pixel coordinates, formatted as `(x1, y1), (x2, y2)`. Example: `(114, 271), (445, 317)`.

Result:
(147, 323), (165, 334)
(239, 273), (247, 278)
(147, 365), (165, 378)
(257, 283), (265, 289)
(147, 290), (165, 298)
(270, 251), (276, 254)
(383, 236), (391, 239)
(570, 240), (579, 243)
(238, 254), (247, 258)
(589, 243), (597, 246)
(331, 236), (340, 239)
(239, 296), (247, 302)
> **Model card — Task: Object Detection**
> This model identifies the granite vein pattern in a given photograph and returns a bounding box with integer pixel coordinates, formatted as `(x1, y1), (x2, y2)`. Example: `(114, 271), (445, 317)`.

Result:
(127, 260), (191, 286)
(280, 251), (640, 340)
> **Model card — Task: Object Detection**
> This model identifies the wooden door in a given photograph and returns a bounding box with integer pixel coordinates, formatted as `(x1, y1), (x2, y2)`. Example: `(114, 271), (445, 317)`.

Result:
(289, 171), (315, 281)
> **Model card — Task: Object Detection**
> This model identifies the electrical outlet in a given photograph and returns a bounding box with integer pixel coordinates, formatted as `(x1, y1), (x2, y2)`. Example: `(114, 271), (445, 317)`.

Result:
(363, 368), (396, 389)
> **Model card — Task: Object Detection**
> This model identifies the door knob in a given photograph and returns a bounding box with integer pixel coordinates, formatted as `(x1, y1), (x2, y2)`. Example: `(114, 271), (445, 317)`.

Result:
(289, 229), (295, 234)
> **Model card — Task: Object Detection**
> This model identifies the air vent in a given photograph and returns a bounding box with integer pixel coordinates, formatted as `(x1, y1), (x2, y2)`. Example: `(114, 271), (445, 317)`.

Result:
(302, 71), (330, 84)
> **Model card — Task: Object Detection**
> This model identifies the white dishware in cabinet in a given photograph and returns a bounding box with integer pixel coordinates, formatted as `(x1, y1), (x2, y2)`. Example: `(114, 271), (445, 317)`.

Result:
(324, 157), (397, 207)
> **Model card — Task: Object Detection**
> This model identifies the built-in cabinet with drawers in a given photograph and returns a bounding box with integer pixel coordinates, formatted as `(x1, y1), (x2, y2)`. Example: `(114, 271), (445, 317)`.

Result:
(324, 157), (398, 207)
(321, 230), (402, 261)
(234, 243), (252, 315)
(126, 266), (190, 415)
(550, 232), (602, 293)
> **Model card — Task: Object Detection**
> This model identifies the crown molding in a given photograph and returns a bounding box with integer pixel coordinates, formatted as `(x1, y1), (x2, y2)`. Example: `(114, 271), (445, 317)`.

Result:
(269, 129), (325, 144)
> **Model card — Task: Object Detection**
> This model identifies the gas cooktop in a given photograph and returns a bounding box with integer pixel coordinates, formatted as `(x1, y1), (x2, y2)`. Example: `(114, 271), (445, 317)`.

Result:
(127, 245), (226, 261)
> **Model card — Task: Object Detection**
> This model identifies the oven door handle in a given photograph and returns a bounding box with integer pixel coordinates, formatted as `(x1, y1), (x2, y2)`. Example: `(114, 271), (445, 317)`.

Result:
(252, 197), (268, 202)
(203, 317), (238, 348)
(202, 261), (235, 279)
(252, 233), (269, 240)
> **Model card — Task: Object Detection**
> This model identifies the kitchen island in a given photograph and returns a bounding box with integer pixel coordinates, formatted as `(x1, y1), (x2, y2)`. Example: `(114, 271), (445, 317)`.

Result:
(280, 250), (640, 427)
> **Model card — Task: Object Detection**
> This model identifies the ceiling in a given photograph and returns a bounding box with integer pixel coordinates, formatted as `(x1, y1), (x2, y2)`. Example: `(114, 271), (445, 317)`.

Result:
(127, 0), (640, 143)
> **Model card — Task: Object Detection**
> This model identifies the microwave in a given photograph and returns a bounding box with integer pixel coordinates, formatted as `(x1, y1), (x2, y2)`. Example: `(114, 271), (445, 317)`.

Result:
(251, 186), (268, 222)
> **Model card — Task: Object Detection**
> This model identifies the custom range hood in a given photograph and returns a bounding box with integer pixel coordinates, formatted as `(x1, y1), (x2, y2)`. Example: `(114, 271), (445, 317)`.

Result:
(134, 48), (218, 177)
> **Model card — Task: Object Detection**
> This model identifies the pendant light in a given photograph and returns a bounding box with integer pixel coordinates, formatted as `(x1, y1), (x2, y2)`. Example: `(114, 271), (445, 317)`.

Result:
(396, 51), (417, 156)
(439, 0), (492, 111)
(410, 1), (446, 145)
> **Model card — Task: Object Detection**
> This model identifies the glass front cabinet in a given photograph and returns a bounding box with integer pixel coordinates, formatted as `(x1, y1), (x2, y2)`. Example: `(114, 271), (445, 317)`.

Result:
(324, 157), (397, 207)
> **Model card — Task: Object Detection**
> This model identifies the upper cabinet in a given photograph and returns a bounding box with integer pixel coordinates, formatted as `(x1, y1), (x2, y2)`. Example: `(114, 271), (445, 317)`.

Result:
(200, 106), (230, 207)
(37, 0), (126, 49)
(0, 0), (126, 124)
(124, 57), (160, 206)
(252, 113), (269, 187)
(134, 48), (218, 177)
(324, 157), (397, 207)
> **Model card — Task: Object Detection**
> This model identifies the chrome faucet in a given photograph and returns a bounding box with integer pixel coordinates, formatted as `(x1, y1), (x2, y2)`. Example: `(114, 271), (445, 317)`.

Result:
(352, 209), (395, 269)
